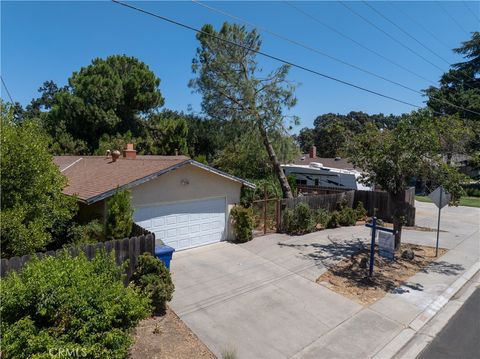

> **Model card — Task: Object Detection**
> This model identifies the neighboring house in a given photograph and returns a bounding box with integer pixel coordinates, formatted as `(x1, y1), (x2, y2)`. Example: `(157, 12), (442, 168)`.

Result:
(54, 144), (255, 251)
(452, 154), (480, 180)
(282, 146), (371, 191)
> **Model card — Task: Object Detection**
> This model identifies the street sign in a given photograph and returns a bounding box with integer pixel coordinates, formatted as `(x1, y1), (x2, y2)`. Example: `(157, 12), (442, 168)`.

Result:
(428, 186), (451, 209)
(428, 186), (450, 256)
(378, 231), (395, 260)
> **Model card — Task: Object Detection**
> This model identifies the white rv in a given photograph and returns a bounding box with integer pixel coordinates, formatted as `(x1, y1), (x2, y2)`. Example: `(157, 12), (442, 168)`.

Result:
(282, 162), (371, 191)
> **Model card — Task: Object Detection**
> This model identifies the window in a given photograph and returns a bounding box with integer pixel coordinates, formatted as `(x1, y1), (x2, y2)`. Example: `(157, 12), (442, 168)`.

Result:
(296, 179), (307, 185)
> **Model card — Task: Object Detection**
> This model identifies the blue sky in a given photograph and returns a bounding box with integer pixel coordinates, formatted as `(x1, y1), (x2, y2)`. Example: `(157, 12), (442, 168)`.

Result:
(1, 1), (479, 132)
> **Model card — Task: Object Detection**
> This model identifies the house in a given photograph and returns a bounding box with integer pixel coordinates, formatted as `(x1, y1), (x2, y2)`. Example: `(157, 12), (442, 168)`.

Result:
(281, 146), (371, 191)
(54, 144), (255, 251)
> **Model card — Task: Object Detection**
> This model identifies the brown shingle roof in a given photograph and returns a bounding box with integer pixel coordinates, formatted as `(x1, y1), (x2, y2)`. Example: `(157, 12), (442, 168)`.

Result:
(291, 155), (356, 170)
(54, 155), (189, 203)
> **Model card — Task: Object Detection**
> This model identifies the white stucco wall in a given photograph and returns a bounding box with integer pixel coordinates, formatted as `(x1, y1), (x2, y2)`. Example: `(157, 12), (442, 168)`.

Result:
(130, 164), (242, 240)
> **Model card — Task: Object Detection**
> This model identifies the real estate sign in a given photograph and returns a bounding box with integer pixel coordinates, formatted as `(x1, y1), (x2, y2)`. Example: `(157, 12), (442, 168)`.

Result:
(378, 231), (395, 260)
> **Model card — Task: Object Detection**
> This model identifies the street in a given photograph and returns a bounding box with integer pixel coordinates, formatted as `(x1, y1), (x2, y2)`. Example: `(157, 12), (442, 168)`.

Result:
(419, 288), (480, 359)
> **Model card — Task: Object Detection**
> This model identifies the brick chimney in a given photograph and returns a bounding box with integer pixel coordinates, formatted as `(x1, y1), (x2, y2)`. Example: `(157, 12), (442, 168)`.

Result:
(309, 145), (317, 159)
(123, 143), (136, 159)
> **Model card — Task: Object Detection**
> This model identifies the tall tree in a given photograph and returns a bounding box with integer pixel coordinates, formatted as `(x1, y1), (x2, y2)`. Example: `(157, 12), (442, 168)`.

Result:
(44, 55), (164, 151)
(300, 112), (401, 157)
(425, 32), (480, 152)
(348, 110), (466, 249)
(141, 112), (189, 155)
(0, 102), (77, 256)
(190, 23), (297, 198)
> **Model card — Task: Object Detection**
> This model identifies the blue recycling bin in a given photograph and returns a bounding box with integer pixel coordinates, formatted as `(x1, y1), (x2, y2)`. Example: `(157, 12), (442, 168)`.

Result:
(154, 245), (175, 269)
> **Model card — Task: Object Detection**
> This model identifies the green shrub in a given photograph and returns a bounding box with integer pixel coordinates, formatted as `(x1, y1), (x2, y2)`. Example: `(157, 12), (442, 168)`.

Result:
(0, 251), (150, 359)
(338, 206), (357, 226)
(282, 208), (295, 233)
(465, 187), (480, 197)
(315, 208), (331, 228)
(106, 189), (134, 239)
(68, 219), (105, 244)
(355, 201), (368, 221)
(230, 206), (254, 242)
(293, 202), (316, 234)
(130, 253), (175, 314)
(283, 203), (316, 235)
(1, 107), (78, 257)
(326, 211), (340, 228)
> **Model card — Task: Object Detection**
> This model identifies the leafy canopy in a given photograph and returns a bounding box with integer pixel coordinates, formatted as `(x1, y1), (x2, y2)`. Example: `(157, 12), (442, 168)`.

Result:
(43, 55), (164, 151)
(348, 110), (466, 200)
(0, 102), (77, 257)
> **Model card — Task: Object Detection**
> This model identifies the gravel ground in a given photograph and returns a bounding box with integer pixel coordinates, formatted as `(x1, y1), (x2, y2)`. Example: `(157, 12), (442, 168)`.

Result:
(129, 307), (216, 359)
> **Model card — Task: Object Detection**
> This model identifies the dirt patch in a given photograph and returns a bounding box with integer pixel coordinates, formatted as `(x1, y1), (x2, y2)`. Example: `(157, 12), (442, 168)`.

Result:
(317, 244), (447, 306)
(129, 307), (215, 359)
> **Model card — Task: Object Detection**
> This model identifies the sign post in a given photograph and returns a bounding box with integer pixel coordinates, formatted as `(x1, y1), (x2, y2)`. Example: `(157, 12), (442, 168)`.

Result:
(428, 186), (451, 257)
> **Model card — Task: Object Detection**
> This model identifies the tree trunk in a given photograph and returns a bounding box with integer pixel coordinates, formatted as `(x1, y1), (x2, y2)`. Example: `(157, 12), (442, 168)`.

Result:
(391, 191), (406, 250)
(258, 123), (293, 199)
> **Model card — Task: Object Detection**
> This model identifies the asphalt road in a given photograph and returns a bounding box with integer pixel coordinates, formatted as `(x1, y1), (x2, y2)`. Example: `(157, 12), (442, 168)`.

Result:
(419, 288), (480, 359)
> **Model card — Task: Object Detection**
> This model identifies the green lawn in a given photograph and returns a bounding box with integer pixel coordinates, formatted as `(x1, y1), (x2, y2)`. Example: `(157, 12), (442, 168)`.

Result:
(415, 195), (480, 208)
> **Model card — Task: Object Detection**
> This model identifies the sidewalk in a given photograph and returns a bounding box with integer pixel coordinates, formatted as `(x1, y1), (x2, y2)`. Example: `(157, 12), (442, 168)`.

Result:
(292, 202), (479, 358)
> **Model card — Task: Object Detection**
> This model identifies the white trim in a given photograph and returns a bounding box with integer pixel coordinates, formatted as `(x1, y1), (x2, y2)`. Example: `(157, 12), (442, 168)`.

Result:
(133, 195), (226, 209)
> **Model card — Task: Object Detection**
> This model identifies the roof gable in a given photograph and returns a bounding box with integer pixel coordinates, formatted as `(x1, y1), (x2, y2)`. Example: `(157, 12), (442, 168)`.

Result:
(54, 156), (254, 204)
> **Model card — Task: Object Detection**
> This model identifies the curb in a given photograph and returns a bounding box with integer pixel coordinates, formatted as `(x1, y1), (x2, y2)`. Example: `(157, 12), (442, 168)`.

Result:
(372, 261), (480, 359)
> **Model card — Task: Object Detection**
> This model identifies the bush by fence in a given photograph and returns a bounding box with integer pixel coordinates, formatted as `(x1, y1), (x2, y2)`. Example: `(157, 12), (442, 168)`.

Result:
(353, 187), (415, 226)
(0, 250), (151, 359)
(0, 234), (155, 282)
(279, 187), (415, 232)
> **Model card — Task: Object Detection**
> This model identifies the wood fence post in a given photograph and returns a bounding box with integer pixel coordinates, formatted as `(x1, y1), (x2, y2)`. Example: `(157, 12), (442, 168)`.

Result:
(263, 184), (268, 235)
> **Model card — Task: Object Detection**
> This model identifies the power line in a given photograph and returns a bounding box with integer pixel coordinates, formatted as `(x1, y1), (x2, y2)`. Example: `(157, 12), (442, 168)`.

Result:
(193, 0), (421, 95)
(194, 0), (480, 116)
(339, 1), (447, 73)
(111, 0), (480, 117)
(462, 1), (480, 23)
(1, 76), (14, 103)
(391, 2), (454, 52)
(111, 0), (421, 109)
(436, 1), (471, 36)
(363, 1), (452, 67)
(283, 1), (438, 86)
(363, 1), (477, 85)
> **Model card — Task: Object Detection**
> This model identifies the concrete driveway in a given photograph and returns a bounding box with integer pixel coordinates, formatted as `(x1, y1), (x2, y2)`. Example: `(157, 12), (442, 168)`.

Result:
(169, 201), (479, 358)
(170, 227), (384, 358)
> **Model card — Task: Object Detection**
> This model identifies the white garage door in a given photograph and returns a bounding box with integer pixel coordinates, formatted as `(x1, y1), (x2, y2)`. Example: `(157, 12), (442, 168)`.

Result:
(133, 197), (226, 250)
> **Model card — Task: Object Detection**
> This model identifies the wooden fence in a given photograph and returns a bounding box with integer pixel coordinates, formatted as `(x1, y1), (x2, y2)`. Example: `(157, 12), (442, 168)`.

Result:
(353, 187), (415, 226)
(282, 190), (355, 212)
(130, 222), (154, 237)
(0, 234), (155, 282)
(277, 187), (415, 231)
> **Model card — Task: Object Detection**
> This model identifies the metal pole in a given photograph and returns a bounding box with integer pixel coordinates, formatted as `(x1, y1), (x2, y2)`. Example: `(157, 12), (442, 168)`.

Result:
(435, 189), (442, 257)
(369, 217), (377, 277)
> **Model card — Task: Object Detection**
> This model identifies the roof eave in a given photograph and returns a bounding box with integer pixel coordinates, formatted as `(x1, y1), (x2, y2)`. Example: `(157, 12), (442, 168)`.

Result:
(81, 159), (255, 205)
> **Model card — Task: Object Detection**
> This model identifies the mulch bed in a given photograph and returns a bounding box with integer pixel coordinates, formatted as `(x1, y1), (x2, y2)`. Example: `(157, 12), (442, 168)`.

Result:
(317, 243), (447, 306)
(129, 307), (215, 359)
